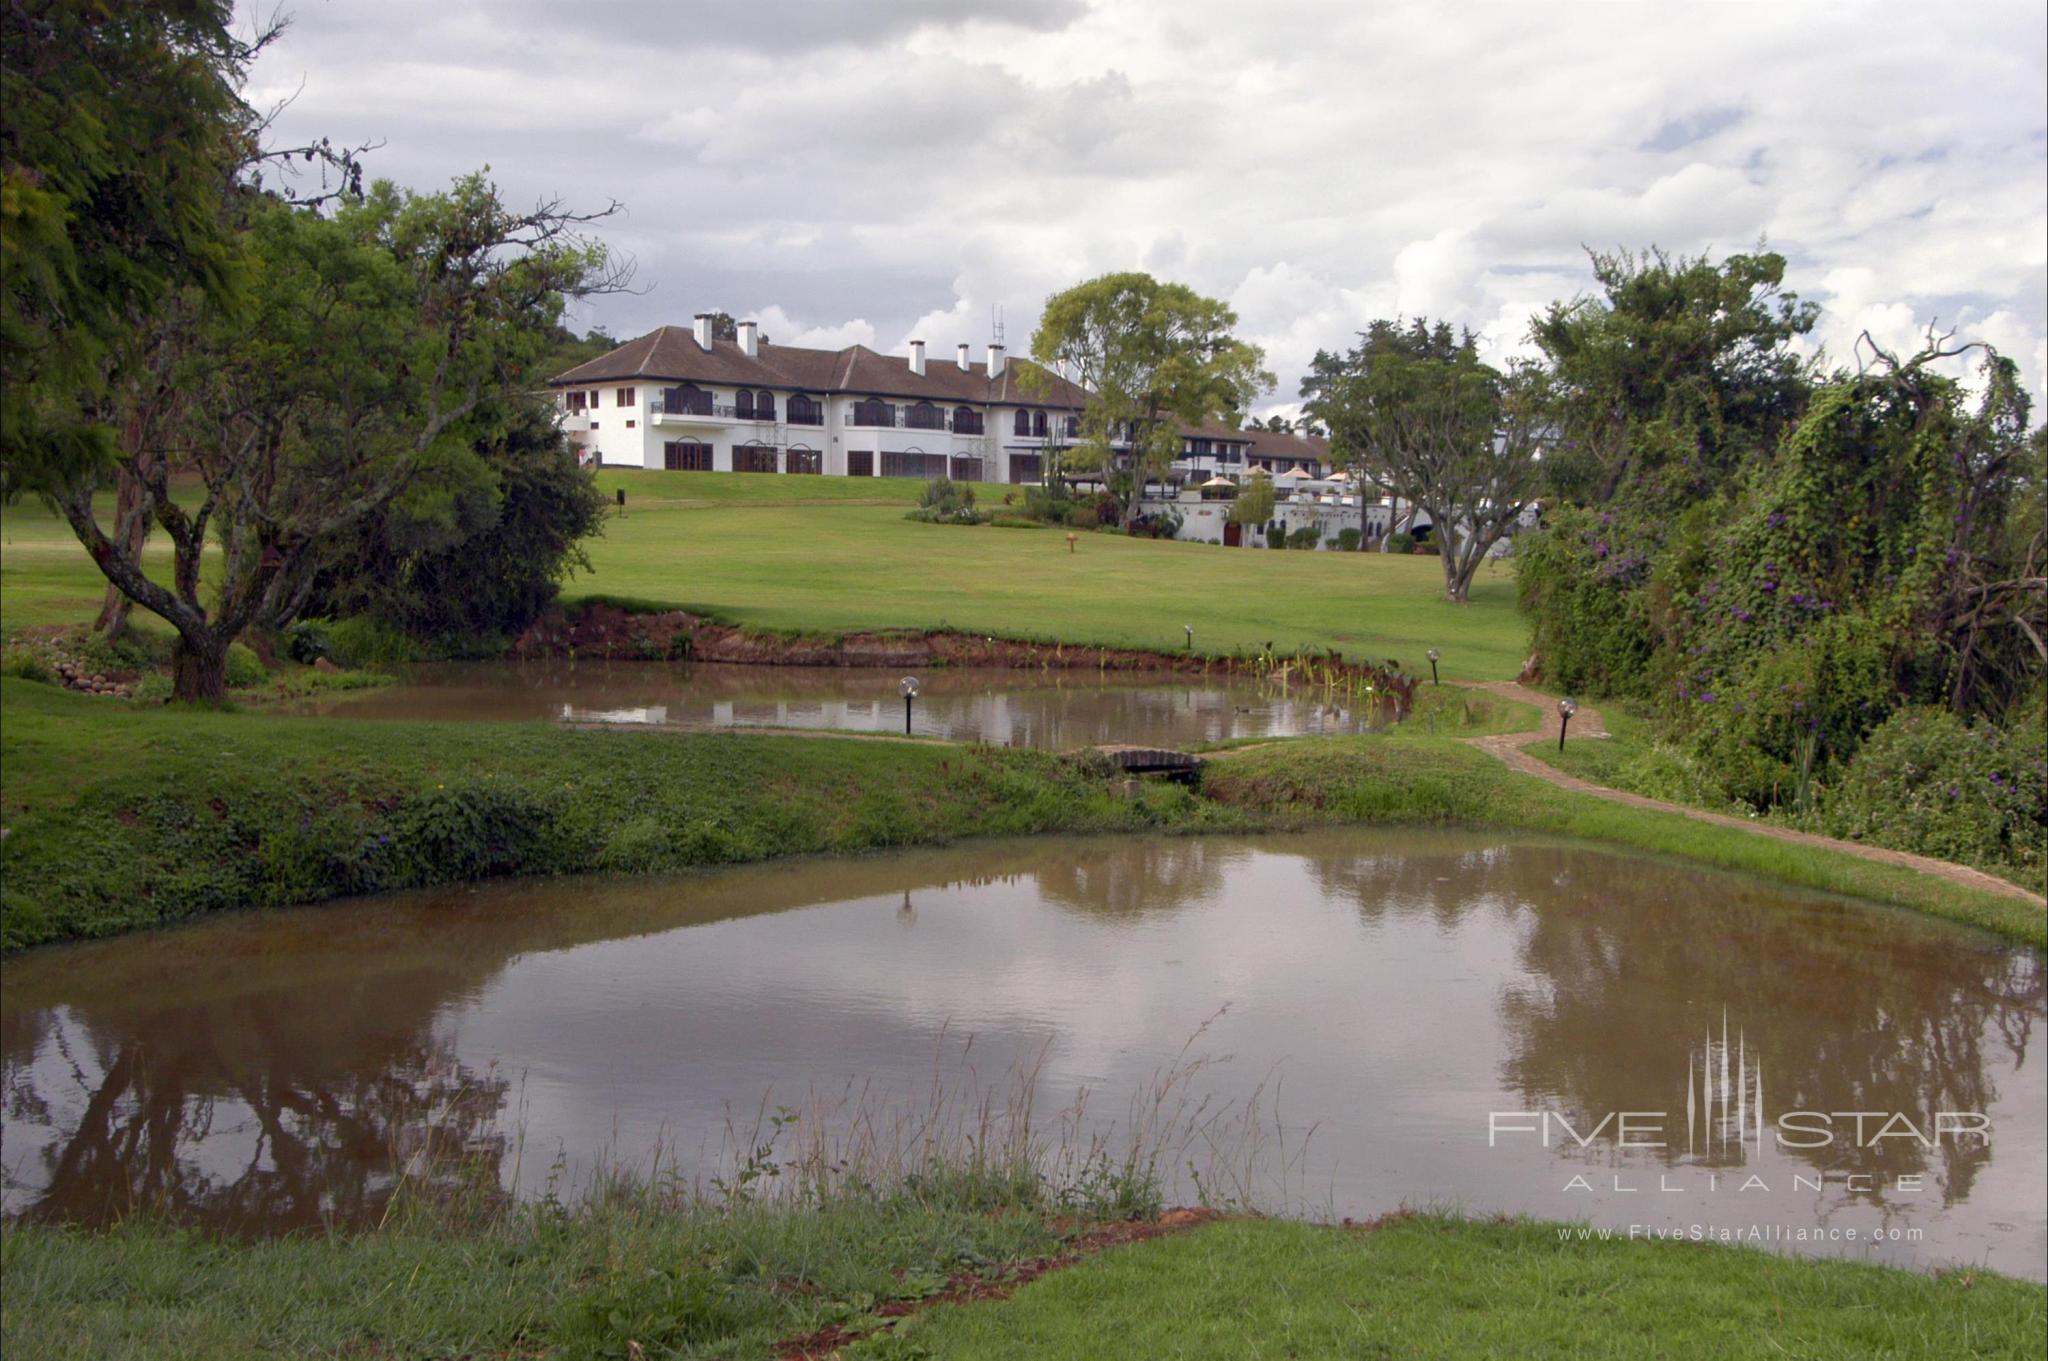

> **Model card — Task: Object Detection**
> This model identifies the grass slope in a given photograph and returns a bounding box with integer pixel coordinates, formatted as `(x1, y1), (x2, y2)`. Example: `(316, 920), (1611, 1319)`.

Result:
(1, 470), (1531, 679)
(878, 1215), (2047, 1360)
(5, 678), (2038, 950)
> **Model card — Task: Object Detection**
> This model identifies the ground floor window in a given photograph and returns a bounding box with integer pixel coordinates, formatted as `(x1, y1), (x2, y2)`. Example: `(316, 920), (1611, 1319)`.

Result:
(881, 451), (948, 479)
(949, 456), (983, 482)
(663, 440), (713, 471)
(847, 450), (874, 477)
(1008, 454), (1042, 483)
(733, 445), (778, 474)
(786, 447), (822, 475)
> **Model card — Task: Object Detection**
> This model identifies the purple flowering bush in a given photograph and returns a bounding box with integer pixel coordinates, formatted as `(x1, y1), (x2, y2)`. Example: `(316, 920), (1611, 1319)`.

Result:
(1818, 706), (2048, 883)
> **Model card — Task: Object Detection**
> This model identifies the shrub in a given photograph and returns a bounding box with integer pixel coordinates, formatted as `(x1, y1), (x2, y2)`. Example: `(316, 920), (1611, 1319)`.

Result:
(0, 645), (53, 684)
(1511, 509), (1656, 699)
(224, 642), (267, 688)
(1020, 484), (1072, 524)
(1817, 706), (2047, 879)
(130, 674), (173, 705)
(1335, 527), (1362, 552)
(989, 513), (1044, 529)
(905, 476), (987, 525)
(1287, 525), (1322, 550)
(284, 618), (332, 663)
(323, 616), (423, 669)
(1386, 531), (1414, 554)
(1128, 509), (1182, 539)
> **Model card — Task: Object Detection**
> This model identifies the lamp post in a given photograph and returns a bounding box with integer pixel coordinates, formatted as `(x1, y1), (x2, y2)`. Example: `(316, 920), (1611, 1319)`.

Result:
(900, 675), (920, 735)
(1184, 624), (1194, 651)
(1558, 696), (1577, 752)
(1426, 647), (1440, 685)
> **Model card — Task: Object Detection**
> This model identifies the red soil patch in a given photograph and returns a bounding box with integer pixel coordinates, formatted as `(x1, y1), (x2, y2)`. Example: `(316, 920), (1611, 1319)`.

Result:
(774, 1208), (1222, 1360)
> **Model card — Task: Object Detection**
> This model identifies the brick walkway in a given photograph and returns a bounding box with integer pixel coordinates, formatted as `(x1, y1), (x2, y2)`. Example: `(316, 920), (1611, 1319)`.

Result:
(1464, 681), (2046, 908)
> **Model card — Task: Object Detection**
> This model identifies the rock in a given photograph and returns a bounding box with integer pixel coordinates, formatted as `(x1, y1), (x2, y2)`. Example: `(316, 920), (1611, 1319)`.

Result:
(314, 657), (340, 672)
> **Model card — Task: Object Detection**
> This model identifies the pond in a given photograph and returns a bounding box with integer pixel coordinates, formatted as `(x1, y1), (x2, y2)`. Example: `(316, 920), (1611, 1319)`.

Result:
(292, 661), (1395, 748)
(3, 831), (2041, 1278)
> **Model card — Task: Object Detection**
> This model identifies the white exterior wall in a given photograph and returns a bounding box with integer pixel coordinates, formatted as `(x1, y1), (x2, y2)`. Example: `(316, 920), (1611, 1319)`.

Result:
(560, 383), (1076, 483)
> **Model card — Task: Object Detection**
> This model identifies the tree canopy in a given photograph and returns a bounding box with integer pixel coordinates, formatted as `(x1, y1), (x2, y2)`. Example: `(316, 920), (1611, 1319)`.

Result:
(1, 0), (250, 491)
(1301, 318), (1546, 600)
(1025, 272), (1271, 528)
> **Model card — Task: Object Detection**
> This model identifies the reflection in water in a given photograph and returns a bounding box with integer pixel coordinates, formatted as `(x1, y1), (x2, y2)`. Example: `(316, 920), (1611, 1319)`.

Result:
(293, 660), (1385, 750)
(3, 832), (2041, 1277)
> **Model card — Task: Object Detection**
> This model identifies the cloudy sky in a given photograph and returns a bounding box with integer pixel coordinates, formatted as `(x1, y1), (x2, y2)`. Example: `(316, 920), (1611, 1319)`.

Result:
(244, 0), (2046, 416)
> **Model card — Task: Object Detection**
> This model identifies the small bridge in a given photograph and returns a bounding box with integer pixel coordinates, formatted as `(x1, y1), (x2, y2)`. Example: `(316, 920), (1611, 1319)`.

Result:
(1091, 745), (1203, 780)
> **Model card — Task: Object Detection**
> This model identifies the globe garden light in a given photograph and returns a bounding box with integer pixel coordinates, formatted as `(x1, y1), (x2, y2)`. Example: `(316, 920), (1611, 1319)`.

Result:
(1558, 696), (1578, 752)
(1427, 647), (1441, 685)
(900, 675), (921, 734)
(1184, 624), (1194, 650)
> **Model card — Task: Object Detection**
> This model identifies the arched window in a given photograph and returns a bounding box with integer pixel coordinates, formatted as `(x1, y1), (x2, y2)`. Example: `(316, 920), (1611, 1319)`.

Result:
(788, 394), (822, 426)
(954, 406), (982, 436)
(1063, 415), (1078, 438)
(735, 389), (755, 419)
(1014, 409), (1031, 436)
(907, 401), (943, 431)
(754, 390), (775, 421)
(1032, 410), (1048, 437)
(662, 384), (711, 416)
(853, 398), (894, 427)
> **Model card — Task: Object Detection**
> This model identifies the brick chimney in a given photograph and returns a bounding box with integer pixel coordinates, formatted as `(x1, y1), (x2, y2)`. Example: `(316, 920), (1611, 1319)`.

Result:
(737, 320), (759, 356)
(988, 344), (1006, 377)
(908, 339), (925, 377)
(692, 313), (714, 351)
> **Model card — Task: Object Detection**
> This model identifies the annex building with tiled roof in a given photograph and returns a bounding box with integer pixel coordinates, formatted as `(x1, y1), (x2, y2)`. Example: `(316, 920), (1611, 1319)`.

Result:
(550, 313), (1329, 485)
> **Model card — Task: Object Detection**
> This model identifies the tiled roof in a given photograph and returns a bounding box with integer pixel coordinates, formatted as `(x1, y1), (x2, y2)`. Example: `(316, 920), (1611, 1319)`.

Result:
(551, 327), (1092, 408)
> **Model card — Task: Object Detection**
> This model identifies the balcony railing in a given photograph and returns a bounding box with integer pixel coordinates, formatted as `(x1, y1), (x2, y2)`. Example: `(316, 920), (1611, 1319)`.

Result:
(786, 408), (825, 427)
(847, 407), (991, 433)
(650, 396), (733, 419)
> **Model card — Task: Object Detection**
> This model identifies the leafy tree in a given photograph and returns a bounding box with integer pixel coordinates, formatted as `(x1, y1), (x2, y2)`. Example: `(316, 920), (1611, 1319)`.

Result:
(301, 397), (609, 641)
(1301, 319), (1546, 602)
(39, 179), (616, 699)
(1508, 247), (1820, 691)
(1025, 273), (1272, 529)
(1, 0), (248, 491)
(1530, 246), (1818, 509)
(1230, 473), (1275, 529)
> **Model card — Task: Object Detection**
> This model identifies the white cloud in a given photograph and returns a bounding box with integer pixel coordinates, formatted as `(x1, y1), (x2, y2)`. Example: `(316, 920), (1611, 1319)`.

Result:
(244, 0), (2048, 416)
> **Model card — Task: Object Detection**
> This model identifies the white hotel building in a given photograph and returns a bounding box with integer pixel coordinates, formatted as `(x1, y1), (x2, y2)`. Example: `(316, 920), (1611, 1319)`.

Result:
(550, 315), (1331, 487)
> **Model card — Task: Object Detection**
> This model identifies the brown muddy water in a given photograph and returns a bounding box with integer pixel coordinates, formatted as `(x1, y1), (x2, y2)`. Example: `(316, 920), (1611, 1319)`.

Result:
(294, 661), (1395, 747)
(3, 830), (2042, 1278)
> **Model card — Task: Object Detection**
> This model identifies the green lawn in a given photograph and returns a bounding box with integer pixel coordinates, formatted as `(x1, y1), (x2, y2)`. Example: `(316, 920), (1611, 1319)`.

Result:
(7, 1207), (2038, 1361)
(1, 471), (1531, 680)
(874, 1215), (2046, 1360)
